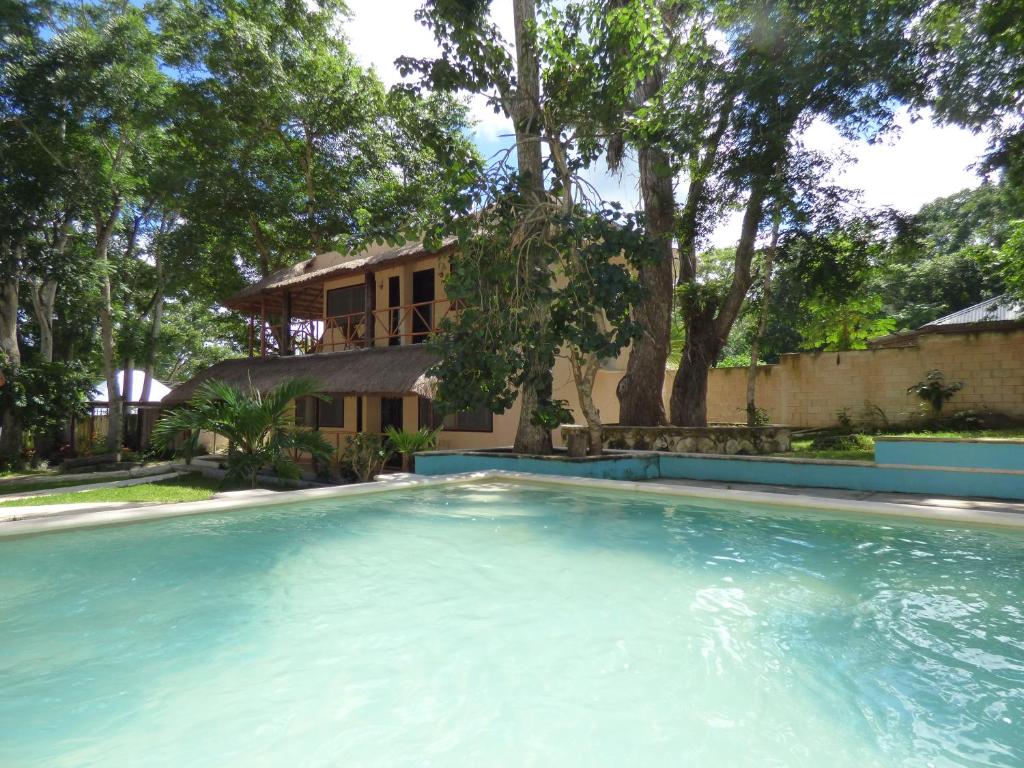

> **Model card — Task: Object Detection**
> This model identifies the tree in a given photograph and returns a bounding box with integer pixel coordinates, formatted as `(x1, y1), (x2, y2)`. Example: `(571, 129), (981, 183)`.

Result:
(402, 0), (653, 453)
(561, 0), (920, 426)
(152, 377), (334, 488)
(876, 182), (1021, 324)
(919, 1), (1024, 187)
(159, 0), (476, 277)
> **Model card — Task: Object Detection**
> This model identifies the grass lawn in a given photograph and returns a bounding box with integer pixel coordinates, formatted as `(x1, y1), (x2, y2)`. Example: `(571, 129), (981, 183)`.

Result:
(779, 428), (1024, 463)
(0, 475), (124, 497)
(785, 439), (875, 462)
(0, 474), (226, 507)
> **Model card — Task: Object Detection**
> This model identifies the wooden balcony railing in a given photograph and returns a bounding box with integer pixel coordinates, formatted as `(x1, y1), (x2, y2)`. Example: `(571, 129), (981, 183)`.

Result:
(252, 299), (456, 356)
(318, 299), (454, 353)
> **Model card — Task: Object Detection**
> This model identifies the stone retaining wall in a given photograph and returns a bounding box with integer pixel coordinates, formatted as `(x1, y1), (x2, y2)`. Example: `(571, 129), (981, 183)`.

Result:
(561, 424), (791, 457)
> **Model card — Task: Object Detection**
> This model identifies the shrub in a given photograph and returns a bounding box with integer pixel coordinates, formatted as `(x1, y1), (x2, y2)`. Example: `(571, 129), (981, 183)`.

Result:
(908, 370), (963, 414)
(152, 377), (334, 488)
(384, 427), (440, 472)
(340, 433), (394, 482)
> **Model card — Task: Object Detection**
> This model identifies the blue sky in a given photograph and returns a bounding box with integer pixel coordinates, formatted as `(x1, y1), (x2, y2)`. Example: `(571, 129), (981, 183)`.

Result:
(345, 0), (990, 247)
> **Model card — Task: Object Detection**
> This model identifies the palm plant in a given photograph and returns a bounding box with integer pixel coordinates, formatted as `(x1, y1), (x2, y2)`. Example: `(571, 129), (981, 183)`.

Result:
(384, 426), (441, 472)
(153, 377), (334, 488)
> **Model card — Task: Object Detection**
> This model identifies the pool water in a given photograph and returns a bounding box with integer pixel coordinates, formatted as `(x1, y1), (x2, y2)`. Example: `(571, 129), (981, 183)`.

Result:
(1, 482), (1022, 767)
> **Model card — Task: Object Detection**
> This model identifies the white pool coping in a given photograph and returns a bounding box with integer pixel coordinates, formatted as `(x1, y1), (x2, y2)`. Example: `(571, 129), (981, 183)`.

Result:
(0, 469), (1022, 540)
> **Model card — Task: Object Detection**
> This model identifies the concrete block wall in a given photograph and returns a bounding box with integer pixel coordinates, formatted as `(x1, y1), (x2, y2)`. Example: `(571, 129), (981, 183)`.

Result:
(701, 330), (1024, 428)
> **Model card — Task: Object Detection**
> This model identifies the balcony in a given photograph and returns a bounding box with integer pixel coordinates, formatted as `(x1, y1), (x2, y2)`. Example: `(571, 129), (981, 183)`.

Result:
(252, 299), (456, 356)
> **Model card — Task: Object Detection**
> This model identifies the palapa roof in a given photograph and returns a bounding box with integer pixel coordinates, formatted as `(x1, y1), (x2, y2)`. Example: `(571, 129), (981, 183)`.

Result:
(163, 345), (439, 406)
(222, 238), (457, 318)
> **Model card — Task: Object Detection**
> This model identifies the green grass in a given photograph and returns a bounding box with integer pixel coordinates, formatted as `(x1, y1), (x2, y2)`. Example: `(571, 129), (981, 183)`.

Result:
(784, 444), (875, 462)
(0, 475), (123, 497)
(776, 428), (1024, 463)
(887, 429), (1024, 440)
(0, 474), (225, 507)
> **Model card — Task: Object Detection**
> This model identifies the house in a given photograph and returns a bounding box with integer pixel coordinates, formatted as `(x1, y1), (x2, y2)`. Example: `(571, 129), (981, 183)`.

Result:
(868, 294), (1024, 349)
(164, 239), (624, 452)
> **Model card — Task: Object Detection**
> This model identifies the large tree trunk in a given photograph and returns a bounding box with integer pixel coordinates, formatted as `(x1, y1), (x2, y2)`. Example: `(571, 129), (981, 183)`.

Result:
(509, 0), (552, 455)
(569, 352), (603, 455)
(617, 145), (674, 425)
(122, 356), (135, 448)
(0, 249), (23, 462)
(97, 202), (123, 450)
(29, 278), (58, 363)
(671, 181), (767, 426)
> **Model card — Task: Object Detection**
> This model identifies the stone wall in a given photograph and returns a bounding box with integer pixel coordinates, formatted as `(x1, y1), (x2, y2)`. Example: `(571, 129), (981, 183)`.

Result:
(700, 329), (1024, 428)
(561, 424), (791, 457)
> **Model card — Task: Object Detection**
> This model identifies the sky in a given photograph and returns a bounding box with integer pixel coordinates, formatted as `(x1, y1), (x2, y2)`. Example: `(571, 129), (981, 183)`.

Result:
(345, 0), (991, 246)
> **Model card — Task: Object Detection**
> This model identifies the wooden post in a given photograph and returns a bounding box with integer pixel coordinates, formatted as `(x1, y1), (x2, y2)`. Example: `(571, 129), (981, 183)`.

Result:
(260, 297), (267, 356)
(364, 272), (375, 347)
(248, 314), (254, 357)
(282, 291), (293, 355)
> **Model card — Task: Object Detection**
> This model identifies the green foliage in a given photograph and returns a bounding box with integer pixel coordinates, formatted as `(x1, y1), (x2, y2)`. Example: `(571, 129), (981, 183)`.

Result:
(908, 370), (964, 414)
(809, 433), (875, 452)
(429, 185), (652, 426)
(798, 294), (896, 351)
(340, 433), (393, 483)
(152, 377), (333, 487)
(384, 426), (440, 472)
(0, 360), (91, 439)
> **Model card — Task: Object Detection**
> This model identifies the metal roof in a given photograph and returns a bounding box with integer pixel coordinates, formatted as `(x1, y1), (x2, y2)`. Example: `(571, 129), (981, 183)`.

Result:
(922, 295), (1023, 328)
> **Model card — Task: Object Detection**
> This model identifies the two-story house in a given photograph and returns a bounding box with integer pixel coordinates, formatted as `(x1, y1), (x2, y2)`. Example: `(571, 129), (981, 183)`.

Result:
(162, 239), (549, 453)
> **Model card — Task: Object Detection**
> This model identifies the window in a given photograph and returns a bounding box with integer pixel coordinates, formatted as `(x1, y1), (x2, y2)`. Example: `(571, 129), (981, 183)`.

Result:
(326, 284), (365, 319)
(319, 395), (345, 428)
(294, 397), (314, 427)
(418, 397), (493, 433)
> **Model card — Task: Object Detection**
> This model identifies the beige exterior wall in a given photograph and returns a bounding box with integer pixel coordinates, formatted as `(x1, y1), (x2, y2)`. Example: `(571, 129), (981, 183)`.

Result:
(576, 329), (1024, 430)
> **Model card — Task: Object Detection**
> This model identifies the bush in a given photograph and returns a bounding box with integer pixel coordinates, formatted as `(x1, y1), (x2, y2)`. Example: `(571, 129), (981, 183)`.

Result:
(908, 370), (962, 414)
(152, 377), (333, 488)
(384, 427), (440, 472)
(340, 433), (394, 482)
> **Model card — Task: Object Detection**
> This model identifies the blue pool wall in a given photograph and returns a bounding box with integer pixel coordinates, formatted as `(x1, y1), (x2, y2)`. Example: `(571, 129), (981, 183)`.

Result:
(875, 438), (1024, 472)
(415, 451), (1024, 501)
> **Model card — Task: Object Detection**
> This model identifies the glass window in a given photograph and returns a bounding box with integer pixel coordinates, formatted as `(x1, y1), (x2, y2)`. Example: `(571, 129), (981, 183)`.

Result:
(419, 397), (493, 432)
(319, 395), (344, 428)
(326, 285), (365, 318)
(294, 397), (312, 427)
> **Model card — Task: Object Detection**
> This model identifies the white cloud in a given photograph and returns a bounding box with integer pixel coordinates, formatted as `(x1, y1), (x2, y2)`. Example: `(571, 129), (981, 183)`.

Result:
(800, 109), (989, 213)
(345, 1), (990, 245)
(345, 0), (513, 142)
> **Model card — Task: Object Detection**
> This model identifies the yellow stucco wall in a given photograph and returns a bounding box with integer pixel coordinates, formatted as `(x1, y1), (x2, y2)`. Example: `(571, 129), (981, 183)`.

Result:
(698, 329), (1024, 428)
(574, 329), (1024, 430)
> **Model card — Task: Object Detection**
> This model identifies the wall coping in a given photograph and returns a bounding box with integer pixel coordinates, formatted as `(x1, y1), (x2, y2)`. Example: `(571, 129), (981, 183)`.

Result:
(875, 436), (1024, 445)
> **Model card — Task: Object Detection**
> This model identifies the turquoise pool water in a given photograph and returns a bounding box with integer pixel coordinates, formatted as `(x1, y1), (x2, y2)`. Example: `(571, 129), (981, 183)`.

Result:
(1, 482), (1022, 767)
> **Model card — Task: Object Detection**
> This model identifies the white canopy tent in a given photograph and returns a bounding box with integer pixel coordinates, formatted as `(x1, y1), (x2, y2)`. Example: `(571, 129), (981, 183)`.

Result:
(91, 370), (171, 407)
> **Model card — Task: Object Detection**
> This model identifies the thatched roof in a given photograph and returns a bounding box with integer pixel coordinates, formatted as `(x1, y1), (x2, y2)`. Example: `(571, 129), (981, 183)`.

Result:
(222, 238), (457, 317)
(163, 345), (439, 405)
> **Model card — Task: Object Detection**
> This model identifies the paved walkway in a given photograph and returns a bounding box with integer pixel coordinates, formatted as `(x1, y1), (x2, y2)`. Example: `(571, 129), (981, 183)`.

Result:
(648, 477), (1024, 517)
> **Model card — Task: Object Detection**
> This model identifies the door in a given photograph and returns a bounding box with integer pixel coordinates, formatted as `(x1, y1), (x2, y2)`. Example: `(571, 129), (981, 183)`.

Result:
(411, 268), (435, 343)
(381, 397), (404, 433)
(388, 276), (401, 346)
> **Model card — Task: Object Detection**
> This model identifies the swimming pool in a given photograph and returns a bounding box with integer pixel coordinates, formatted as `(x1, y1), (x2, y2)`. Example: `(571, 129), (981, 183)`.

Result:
(1, 480), (1022, 766)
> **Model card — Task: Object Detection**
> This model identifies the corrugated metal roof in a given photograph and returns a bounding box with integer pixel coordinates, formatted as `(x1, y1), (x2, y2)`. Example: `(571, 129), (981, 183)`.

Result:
(922, 295), (1022, 328)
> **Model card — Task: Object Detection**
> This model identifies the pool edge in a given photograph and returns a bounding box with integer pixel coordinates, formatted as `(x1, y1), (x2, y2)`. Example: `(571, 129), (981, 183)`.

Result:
(1, 469), (1022, 539)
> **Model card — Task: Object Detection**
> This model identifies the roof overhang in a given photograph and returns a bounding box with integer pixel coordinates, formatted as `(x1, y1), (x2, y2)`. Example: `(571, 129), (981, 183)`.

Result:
(163, 345), (440, 406)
